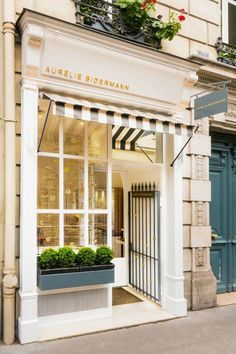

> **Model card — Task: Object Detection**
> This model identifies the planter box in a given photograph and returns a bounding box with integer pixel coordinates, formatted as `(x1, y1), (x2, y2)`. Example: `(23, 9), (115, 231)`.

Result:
(37, 264), (115, 291)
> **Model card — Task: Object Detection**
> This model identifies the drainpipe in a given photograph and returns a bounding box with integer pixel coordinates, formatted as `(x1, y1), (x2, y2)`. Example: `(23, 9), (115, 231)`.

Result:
(2, 0), (18, 345)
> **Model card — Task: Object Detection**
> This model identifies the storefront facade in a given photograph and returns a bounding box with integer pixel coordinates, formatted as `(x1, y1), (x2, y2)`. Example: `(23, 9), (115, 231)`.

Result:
(16, 9), (201, 343)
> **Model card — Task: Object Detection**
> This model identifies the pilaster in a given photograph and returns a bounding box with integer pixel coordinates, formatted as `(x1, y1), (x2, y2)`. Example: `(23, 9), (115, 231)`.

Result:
(183, 117), (216, 310)
(18, 80), (39, 343)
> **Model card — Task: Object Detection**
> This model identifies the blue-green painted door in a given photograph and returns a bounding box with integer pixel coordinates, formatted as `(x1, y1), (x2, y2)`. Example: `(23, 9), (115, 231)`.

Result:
(210, 134), (236, 293)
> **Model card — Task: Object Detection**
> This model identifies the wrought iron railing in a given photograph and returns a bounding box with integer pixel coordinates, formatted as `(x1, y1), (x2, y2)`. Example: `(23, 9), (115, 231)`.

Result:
(215, 37), (236, 67)
(75, 0), (162, 48)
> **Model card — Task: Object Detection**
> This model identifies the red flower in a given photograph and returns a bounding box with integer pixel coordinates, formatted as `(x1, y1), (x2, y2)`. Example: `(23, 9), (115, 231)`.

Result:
(178, 14), (185, 21)
(150, 0), (157, 3)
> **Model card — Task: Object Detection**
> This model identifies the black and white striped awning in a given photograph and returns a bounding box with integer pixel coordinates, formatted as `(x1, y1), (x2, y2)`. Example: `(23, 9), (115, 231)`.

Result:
(40, 92), (195, 139)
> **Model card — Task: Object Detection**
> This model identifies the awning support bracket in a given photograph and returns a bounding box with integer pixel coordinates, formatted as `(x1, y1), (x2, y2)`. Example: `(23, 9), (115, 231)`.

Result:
(136, 143), (154, 163)
(170, 126), (199, 167)
(37, 99), (54, 153)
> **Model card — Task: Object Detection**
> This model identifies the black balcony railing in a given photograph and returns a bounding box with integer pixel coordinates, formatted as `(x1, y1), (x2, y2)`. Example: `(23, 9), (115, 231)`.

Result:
(75, 0), (162, 49)
(215, 37), (236, 67)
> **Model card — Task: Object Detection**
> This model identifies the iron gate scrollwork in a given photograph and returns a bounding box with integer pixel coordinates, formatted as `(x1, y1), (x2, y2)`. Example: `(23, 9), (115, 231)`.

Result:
(128, 183), (160, 302)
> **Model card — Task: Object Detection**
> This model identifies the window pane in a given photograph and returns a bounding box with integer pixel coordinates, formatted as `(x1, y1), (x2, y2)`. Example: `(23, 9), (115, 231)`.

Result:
(64, 159), (84, 209)
(38, 113), (59, 153)
(229, 3), (236, 46)
(89, 161), (107, 209)
(88, 122), (107, 158)
(64, 214), (84, 247)
(64, 118), (85, 156)
(37, 214), (59, 247)
(89, 214), (107, 246)
(38, 157), (59, 209)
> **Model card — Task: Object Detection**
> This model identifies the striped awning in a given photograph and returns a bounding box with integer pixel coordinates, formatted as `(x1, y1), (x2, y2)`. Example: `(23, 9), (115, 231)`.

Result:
(40, 92), (195, 137)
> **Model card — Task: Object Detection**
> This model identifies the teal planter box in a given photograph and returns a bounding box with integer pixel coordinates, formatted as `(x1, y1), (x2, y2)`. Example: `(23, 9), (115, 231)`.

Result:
(38, 264), (115, 290)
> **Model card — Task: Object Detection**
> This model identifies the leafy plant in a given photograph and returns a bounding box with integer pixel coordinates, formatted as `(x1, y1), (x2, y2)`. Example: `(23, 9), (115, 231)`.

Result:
(76, 247), (96, 266)
(57, 247), (76, 268)
(115, 0), (185, 41)
(116, 0), (155, 32)
(151, 12), (182, 41)
(95, 246), (113, 265)
(39, 248), (58, 269)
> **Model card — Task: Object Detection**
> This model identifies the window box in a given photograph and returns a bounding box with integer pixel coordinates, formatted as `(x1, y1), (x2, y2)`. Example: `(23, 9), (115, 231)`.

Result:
(37, 263), (115, 290)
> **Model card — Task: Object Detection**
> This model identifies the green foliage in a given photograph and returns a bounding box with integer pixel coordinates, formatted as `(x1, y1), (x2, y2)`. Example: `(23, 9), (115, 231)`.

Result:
(115, 0), (184, 41)
(95, 246), (113, 265)
(57, 247), (76, 268)
(76, 247), (96, 266)
(151, 13), (181, 41)
(39, 248), (58, 270)
(116, 0), (154, 32)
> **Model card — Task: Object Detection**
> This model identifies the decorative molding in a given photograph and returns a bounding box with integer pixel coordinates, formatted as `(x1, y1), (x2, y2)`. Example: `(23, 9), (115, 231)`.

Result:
(195, 247), (205, 267)
(27, 24), (44, 48)
(184, 72), (198, 88)
(225, 102), (236, 121)
(192, 201), (209, 226)
(193, 155), (207, 180)
(198, 75), (236, 92)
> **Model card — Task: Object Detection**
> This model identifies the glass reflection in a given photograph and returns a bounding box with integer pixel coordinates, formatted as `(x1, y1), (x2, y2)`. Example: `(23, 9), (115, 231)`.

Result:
(38, 157), (59, 209)
(88, 122), (107, 158)
(64, 159), (84, 209)
(89, 161), (107, 209)
(88, 214), (107, 246)
(64, 214), (84, 247)
(64, 118), (84, 156)
(37, 214), (59, 247)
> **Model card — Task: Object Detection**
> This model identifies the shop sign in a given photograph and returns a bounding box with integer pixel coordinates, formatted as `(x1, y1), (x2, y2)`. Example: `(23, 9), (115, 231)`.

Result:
(194, 88), (228, 120)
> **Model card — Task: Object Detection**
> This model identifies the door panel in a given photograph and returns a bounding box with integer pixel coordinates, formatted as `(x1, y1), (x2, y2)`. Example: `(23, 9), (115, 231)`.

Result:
(210, 135), (236, 293)
(210, 145), (229, 293)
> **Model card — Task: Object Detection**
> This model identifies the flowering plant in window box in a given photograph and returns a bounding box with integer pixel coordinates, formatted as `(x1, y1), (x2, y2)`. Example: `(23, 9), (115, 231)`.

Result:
(115, 0), (186, 46)
(76, 0), (185, 49)
(37, 246), (114, 290)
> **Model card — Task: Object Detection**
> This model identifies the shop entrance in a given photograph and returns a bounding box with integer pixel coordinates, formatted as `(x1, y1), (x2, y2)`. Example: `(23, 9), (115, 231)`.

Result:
(128, 183), (160, 301)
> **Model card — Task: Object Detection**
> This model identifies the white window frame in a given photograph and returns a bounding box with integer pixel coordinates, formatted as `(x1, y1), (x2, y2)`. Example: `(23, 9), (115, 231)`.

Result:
(37, 115), (112, 251)
(222, 0), (236, 44)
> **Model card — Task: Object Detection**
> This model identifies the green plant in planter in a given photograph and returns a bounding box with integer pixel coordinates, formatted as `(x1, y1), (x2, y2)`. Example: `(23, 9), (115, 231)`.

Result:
(57, 247), (76, 268)
(39, 248), (58, 269)
(115, 0), (155, 33)
(76, 247), (96, 266)
(96, 246), (113, 265)
(151, 12), (183, 41)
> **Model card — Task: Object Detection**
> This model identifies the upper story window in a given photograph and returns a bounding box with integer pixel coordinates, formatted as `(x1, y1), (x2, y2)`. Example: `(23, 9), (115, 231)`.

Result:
(222, 0), (236, 45)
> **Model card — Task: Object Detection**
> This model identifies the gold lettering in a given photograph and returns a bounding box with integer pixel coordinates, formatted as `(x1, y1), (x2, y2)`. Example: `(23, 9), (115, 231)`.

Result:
(93, 77), (98, 84)
(125, 85), (129, 91)
(109, 81), (115, 88)
(77, 73), (82, 80)
(86, 75), (90, 82)
(104, 80), (109, 86)
(51, 68), (57, 74)
(45, 66), (50, 73)
(64, 70), (69, 78)
(57, 69), (63, 76)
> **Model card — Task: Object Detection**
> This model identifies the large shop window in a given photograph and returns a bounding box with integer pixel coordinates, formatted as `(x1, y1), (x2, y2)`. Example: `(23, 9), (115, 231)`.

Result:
(223, 0), (236, 45)
(37, 114), (109, 250)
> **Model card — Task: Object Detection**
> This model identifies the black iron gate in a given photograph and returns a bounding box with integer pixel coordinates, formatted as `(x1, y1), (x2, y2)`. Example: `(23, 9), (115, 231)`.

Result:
(128, 183), (160, 302)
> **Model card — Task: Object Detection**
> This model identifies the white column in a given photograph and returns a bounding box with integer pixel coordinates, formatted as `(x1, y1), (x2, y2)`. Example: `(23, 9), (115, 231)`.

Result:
(18, 80), (39, 343)
(162, 134), (187, 316)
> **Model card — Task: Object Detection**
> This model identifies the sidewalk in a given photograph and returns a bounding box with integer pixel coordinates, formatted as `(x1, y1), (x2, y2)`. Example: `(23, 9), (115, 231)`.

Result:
(1, 304), (236, 354)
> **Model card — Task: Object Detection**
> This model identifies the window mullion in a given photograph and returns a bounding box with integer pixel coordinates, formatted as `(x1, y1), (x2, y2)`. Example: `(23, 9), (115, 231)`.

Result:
(59, 117), (64, 247)
(84, 122), (89, 246)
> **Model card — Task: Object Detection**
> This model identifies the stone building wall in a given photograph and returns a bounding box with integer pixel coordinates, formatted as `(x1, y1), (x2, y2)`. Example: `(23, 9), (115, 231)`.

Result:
(1, 0), (225, 329)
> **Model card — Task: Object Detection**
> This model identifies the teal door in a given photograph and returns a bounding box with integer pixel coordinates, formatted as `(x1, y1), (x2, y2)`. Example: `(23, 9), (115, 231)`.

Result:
(210, 133), (236, 293)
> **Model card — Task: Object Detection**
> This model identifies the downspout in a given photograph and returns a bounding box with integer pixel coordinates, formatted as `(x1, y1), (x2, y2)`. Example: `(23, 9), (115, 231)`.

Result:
(2, 0), (17, 345)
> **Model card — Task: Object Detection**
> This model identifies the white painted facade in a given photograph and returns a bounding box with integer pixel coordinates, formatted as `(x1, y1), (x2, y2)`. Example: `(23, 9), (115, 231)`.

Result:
(16, 10), (200, 343)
